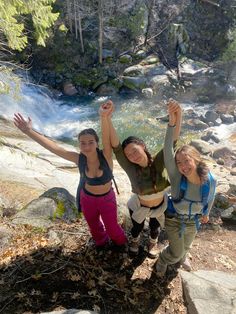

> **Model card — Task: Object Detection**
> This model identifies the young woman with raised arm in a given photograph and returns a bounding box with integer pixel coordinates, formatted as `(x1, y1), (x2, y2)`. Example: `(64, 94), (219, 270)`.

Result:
(99, 99), (182, 258)
(13, 111), (127, 250)
(155, 103), (216, 276)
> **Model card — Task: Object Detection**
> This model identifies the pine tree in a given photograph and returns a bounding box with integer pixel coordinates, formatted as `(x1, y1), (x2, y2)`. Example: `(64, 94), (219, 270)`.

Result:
(0, 0), (59, 51)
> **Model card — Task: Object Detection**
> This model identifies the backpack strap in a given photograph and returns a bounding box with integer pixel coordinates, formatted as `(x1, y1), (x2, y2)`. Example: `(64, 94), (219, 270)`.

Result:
(179, 175), (187, 200)
(99, 150), (119, 195)
(167, 173), (215, 235)
(76, 154), (87, 212)
(171, 175), (187, 203)
(201, 172), (216, 215)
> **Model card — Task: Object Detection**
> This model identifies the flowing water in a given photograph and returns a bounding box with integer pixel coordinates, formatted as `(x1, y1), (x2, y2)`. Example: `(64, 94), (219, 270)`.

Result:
(0, 73), (235, 154)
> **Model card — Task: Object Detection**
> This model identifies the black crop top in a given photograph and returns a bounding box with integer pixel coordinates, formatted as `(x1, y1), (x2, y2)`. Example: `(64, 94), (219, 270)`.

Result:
(79, 149), (113, 186)
(76, 149), (118, 212)
(83, 161), (113, 186)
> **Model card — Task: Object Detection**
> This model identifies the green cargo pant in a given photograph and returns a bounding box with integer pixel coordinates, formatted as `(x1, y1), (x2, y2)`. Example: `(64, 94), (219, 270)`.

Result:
(159, 217), (197, 266)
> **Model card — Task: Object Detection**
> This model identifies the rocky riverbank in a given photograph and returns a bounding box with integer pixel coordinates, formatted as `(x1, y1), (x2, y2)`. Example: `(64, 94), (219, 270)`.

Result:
(0, 111), (236, 314)
(0, 106), (236, 227)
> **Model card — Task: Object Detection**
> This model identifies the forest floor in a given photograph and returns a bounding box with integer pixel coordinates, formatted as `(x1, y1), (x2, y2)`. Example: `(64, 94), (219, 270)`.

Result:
(0, 216), (236, 314)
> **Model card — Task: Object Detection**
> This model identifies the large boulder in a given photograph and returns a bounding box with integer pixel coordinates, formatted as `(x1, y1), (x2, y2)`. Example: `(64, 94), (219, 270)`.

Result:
(12, 187), (78, 228)
(189, 139), (212, 155)
(122, 76), (147, 91)
(180, 270), (236, 314)
(221, 205), (236, 223)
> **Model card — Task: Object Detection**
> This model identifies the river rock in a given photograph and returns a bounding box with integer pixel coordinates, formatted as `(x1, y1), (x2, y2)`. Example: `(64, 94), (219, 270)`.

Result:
(215, 101), (236, 114)
(12, 188), (78, 228)
(189, 139), (212, 155)
(201, 130), (220, 143)
(180, 270), (236, 314)
(119, 54), (132, 64)
(220, 114), (235, 124)
(214, 118), (222, 126)
(96, 83), (118, 95)
(141, 55), (159, 65)
(63, 82), (78, 96)
(186, 119), (209, 130)
(205, 110), (219, 123)
(123, 65), (145, 77)
(145, 64), (167, 77)
(141, 88), (154, 99)
(134, 49), (146, 59)
(214, 193), (231, 210)
(216, 158), (225, 165)
(212, 147), (236, 167)
(221, 205), (236, 223)
(122, 76), (147, 91)
(149, 75), (170, 90)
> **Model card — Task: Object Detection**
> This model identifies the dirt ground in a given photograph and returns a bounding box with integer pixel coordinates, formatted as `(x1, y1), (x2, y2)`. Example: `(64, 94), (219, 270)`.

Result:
(0, 216), (235, 314)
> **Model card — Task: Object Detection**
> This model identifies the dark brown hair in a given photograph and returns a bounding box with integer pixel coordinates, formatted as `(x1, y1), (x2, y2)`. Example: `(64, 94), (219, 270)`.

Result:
(175, 145), (209, 183)
(78, 128), (99, 143)
(122, 136), (157, 191)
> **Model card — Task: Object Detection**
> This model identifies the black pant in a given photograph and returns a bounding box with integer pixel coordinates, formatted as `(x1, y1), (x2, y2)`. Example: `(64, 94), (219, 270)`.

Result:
(129, 209), (160, 239)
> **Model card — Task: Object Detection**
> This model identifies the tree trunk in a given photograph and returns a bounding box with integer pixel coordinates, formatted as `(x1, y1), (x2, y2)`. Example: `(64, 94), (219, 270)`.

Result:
(77, 1), (84, 53)
(144, 0), (155, 45)
(74, 0), (78, 40)
(66, 0), (73, 33)
(98, 0), (103, 64)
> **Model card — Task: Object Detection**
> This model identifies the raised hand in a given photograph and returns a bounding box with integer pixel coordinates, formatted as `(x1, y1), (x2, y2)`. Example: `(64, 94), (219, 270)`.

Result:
(14, 113), (32, 134)
(99, 100), (114, 117)
(167, 99), (181, 126)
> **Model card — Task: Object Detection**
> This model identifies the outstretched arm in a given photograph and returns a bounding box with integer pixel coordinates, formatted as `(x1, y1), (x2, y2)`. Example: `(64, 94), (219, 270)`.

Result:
(99, 100), (120, 148)
(163, 100), (183, 179)
(99, 101), (113, 169)
(167, 99), (182, 141)
(107, 104), (120, 149)
(13, 113), (79, 164)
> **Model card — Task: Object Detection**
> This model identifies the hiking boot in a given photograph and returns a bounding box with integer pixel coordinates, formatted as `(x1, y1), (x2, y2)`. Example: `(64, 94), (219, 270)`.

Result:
(180, 257), (192, 272)
(111, 242), (128, 253)
(96, 241), (111, 252)
(129, 236), (140, 254)
(148, 237), (159, 259)
(155, 260), (167, 277)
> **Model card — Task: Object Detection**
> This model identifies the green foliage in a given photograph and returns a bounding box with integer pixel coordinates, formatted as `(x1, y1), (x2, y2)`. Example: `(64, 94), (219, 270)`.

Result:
(58, 23), (68, 33)
(73, 73), (92, 87)
(0, 0), (59, 51)
(221, 29), (236, 62)
(0, 66), (21, 97)
(114, 5), (146, 41)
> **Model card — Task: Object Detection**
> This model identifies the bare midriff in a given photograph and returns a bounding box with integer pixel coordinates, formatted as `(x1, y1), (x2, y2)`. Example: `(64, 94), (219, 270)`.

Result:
(139, 196), (164, 208)
(85, 181), (112, 195)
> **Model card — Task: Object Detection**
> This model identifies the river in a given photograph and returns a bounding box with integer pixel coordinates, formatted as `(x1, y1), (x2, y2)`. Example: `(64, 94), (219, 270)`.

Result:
(0, 73), (235, 154)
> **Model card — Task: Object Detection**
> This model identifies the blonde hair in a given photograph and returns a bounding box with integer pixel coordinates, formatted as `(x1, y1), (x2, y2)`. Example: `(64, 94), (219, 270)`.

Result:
(175, 145), (209, 183)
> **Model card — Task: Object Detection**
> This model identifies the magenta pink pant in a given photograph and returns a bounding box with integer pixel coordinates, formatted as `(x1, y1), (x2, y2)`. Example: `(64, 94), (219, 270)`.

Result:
(80, 188), (127, 247)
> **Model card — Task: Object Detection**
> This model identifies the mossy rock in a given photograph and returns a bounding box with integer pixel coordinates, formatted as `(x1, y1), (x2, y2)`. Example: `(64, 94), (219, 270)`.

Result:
(92, 76), (109, 90)
(119, 54), (132, 64)
(122, 76), (147, 90)
(73, 74), (92, 88)
(42, 187), (78, 220)
(141, 56), (159, 65)
(110, 78), (123, 89)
